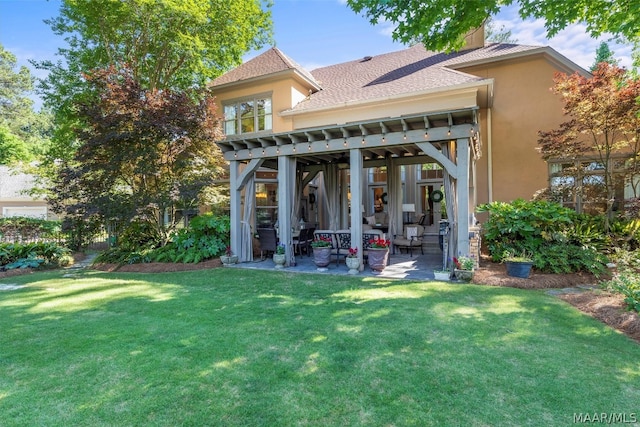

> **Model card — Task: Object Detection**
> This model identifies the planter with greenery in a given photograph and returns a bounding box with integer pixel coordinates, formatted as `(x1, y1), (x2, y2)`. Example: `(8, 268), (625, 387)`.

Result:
(503, 252), (534, 278)
(453, 256), (474, 282)
(311, 237), (333, 269)
(273, 244), (286, 269)
(367, 237), (390, 272)
(345, 247), (359, 274)
(220, 246), (238, 266)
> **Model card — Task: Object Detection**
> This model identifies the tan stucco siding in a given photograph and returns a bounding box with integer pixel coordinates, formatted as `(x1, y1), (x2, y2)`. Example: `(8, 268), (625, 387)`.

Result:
(288, 90), (479, 130)
(460, 56), (566, 203)
(212, 77), (312, 134)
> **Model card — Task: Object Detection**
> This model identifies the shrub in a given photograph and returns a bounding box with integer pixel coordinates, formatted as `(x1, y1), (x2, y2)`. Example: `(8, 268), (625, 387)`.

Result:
(152, 213), (230, 263)
(96, 213), (230, 265)
(605, 270), (640, 313)
(477, 199), (608, 274)
(0, 242), (72, 270)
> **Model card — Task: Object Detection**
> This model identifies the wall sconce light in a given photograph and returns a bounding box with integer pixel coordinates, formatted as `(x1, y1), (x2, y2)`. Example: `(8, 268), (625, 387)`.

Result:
(447, 127), (451, 136)
(308, 143), (312, 151)
(381, 134), (386, 143)
(361, 137), (365, 145)
(262, 148), (265, 155)
(292, 144), (296, 152)
(234, 151), (237, 158)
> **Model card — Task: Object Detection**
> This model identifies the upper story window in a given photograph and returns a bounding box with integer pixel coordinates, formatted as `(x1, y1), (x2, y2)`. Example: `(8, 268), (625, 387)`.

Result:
(223, 96), (272, 136)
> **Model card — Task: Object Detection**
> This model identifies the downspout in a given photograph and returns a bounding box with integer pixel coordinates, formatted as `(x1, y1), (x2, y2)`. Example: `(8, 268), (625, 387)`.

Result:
(487, 108), (494, 203)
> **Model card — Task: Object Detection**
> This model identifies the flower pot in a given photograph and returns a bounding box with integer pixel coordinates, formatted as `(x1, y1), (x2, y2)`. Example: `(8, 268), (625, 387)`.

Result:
(454, 268), (473, 282)
(273, 253), (286, 269)
(220, 255), (238, 266)
(312, 247), (332, 269)
(367, 248), (389, 272)
(433, 271), (450, 281)
(345, 257), (360, 275)
(505, 261), (533, 278)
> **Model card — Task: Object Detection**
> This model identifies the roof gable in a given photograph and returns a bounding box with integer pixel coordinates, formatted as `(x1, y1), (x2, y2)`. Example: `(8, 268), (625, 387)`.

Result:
(210, 47), (320, 89)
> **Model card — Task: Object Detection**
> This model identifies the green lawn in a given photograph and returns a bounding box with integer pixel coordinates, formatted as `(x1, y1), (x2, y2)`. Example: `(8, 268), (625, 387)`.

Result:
(1, 268), (638, 426)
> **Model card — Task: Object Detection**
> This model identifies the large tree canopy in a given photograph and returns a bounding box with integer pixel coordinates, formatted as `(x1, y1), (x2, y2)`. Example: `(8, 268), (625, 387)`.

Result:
(345, 0), (640, 52)
(0, 43), (52, 164)
(49, 66), (226, 246)
(36, 0), (272, 161)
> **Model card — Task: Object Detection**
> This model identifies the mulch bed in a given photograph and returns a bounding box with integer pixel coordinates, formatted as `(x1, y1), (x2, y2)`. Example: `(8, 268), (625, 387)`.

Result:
(2, 253), (638, 344)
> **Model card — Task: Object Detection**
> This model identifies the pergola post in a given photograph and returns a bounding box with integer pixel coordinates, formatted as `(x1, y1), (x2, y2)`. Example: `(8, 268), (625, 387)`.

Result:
(349, 149), (364, 269)
(456, 138), (470, 256)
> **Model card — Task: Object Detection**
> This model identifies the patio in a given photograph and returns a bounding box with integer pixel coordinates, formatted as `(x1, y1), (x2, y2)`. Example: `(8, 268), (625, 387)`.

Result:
(229, 236), (447, 281)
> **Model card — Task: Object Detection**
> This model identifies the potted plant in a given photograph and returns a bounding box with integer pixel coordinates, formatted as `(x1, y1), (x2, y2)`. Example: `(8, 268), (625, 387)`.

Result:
(453, 256), (474, 282)
(503, 251), (534, 278)
(433, 268), (450, 281)
(311, 236), (333, 269)
(345, 247), (360, 274)
(368, 237), (390, 272)
(220, 246), (239, 266)
(273, 243), (286, 269)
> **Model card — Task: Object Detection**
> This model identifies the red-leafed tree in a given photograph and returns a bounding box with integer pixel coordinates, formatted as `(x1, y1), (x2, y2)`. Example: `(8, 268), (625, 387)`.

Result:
(538, 63), (640, 229)
(48, 66), (225, 248)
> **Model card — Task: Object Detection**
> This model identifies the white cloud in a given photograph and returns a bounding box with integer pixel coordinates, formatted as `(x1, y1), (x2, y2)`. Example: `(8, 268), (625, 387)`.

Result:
(495, 6), (634, 70)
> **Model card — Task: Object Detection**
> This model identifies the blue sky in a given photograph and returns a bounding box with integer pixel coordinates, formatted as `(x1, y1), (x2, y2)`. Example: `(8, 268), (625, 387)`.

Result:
(1, 0), (634, 102)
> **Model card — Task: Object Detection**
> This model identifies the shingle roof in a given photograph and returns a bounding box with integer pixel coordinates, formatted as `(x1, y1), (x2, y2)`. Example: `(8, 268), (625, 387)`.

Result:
(287, 43), (550, 113)
(210, 47), (320, 89)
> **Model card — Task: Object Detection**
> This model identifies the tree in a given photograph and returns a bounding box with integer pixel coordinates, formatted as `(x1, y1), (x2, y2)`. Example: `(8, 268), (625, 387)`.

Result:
(590, 42), (618, 72)
(538, 63), (640, 229)
(35, 0), (272, 161)
(485, 16), (517, 44)
(345, 0), (640, 52)
(48, 66), (226, 247)
(0, 43), (52, 164)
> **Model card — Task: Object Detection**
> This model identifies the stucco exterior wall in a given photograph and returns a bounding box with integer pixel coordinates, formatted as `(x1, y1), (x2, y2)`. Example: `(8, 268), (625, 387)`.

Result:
(212, 76), (311, 134)
(458, 55), (567, 204)
(288, 89), (479, 130)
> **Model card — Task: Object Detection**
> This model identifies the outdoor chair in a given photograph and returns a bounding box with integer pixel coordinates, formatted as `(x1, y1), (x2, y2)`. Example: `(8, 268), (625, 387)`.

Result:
(256, 228), (279, 259)
(293, 228), (311, 256)
(392, 224), (424, 257)
(334, 230), (352, 266)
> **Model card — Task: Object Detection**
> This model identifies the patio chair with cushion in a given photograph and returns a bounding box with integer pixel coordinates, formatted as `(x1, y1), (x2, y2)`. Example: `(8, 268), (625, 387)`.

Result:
(256, 228), (279, 259)
(392, 224), (424, 257)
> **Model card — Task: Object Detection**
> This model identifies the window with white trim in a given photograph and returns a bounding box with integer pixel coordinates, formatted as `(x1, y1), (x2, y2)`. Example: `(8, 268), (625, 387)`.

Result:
(223, 96), (272, 136)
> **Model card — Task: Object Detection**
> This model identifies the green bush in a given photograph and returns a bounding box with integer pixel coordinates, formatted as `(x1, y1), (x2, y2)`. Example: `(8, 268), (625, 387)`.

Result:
(95, 213), (230, 265)
(151, 213), (230, 263)
(606, 270), (640, 313)
(0, 242), (72, 270)
(477, 199), (608, 275)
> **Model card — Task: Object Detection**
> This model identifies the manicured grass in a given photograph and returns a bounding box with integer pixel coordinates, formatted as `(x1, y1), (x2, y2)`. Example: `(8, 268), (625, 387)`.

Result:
(1, 268), (638, 426)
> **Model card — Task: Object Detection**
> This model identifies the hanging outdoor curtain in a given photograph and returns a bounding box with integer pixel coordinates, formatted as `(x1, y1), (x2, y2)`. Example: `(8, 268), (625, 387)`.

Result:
(291, 167), (303, 228)
(289, 166), (303, 266)
(386, 157), (399, 241)
(322, 163), (340, 230)
(442, 142), (457, 269)
(239, 175), (255, 262)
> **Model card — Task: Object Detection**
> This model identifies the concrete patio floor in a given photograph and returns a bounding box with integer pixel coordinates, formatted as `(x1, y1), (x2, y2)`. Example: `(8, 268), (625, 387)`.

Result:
(228, 247), (447, 281)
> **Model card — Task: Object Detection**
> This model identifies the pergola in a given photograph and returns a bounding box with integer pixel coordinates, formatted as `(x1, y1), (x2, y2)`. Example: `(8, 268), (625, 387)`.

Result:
(216, 107), (481, 270)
